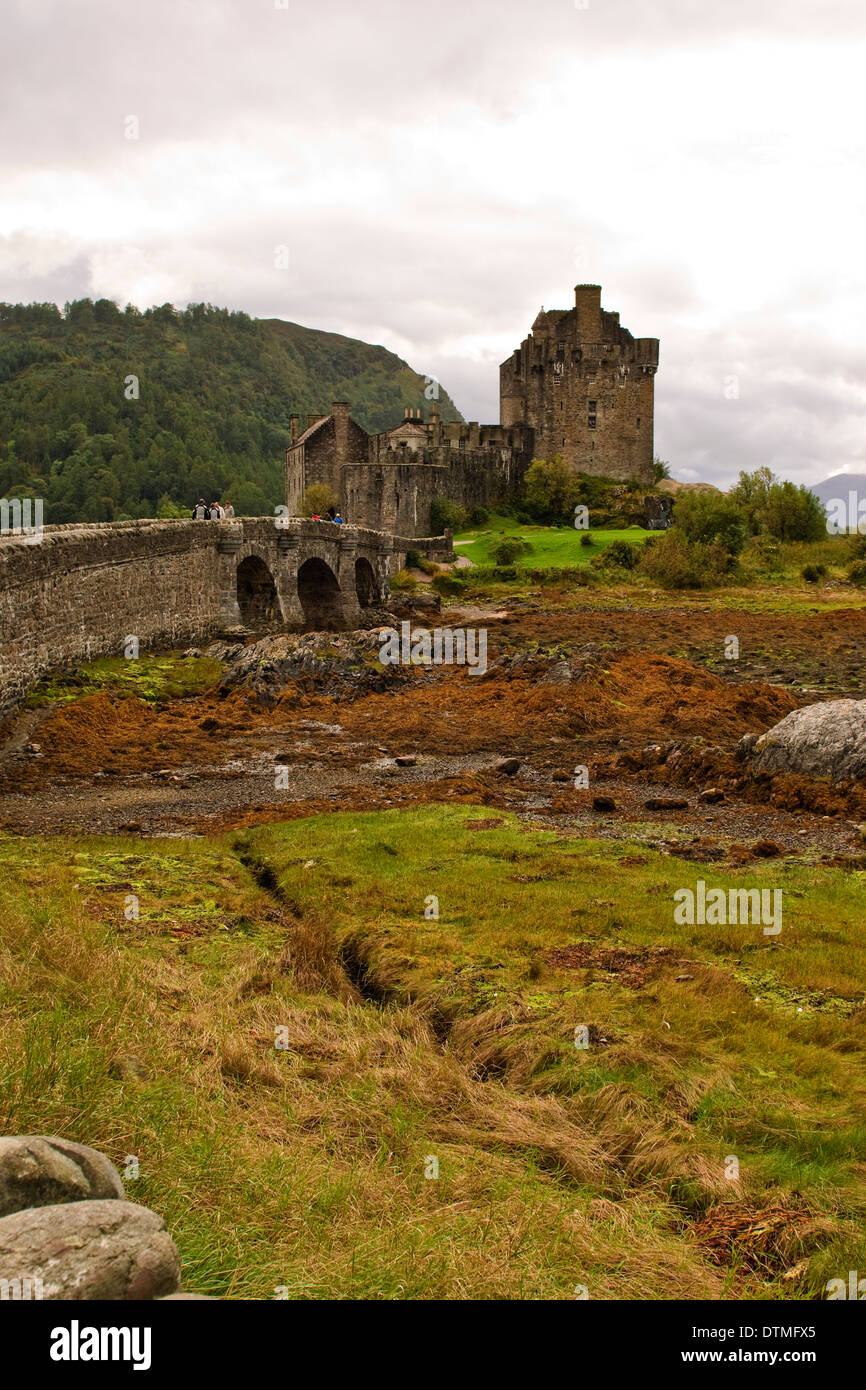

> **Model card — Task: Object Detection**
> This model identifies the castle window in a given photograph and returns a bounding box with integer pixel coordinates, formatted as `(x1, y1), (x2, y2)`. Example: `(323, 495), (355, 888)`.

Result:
(588, 401), (597, 430)
(556, 343), (565, 361)
(636, 418), (641, 428)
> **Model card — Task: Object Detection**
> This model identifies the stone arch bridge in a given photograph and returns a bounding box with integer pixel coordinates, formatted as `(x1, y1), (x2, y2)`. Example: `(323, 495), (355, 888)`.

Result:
(0, 517), (451, 717)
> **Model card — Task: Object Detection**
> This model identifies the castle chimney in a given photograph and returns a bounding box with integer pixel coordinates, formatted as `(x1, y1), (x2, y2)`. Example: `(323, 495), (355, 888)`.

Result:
(404, 407), (409, 419)
(469, 421), (480, 449)
(290, 414), (299, 445)
(575, 284), (602, 341)
(332, 402), (350, 467)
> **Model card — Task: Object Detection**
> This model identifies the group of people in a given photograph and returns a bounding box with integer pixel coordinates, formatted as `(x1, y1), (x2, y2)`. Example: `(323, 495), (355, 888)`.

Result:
(191, 499), (234, 519)
(191, 499), (345, 523)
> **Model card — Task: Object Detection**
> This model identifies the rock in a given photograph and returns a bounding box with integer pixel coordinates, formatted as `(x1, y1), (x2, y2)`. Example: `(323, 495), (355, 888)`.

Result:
(0, 1200), (180, 1300)
(538, 660), (573, 686)
(493, 757), (521, 775)
(394, 754), (417, 767)
(751, 700), (866, 783)
(641, 744), (665, 767)
(0, 1137), (125, 1217)
(698, 787), (725, 804)
(644, 797), (689, 811)
(735, 731), (759, 762)
(592, 796), (617, 812)
(387, 591), (441, 620)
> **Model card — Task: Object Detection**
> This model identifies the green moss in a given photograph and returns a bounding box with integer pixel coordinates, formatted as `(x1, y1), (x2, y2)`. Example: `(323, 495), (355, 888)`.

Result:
(25, 653), (225, 706)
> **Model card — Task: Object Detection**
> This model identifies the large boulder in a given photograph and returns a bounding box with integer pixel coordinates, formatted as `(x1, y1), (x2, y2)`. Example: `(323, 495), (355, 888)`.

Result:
(0, 1136), (124, 1217)
(0, 1200), (180, 1300)
(750, 700), (866, 783)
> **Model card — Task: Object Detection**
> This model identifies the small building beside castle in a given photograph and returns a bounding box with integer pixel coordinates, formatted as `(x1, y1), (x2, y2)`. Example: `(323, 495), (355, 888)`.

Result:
(285, 285), (659, 535)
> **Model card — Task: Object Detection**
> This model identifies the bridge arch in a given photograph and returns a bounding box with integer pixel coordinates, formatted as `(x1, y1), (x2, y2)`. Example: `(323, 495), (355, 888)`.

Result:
(297, 556), (345, 631)
(236, 554), (280, 627)
(355, 555), (378, 607)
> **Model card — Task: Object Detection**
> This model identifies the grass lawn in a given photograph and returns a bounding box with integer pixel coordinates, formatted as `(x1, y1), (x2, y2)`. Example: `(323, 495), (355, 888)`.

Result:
(2, 805), (863, 1299)
(453, 513), (652, 568)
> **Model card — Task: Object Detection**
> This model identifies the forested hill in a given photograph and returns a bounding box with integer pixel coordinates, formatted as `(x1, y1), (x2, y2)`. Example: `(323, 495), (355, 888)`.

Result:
(0, 299), (463, 522)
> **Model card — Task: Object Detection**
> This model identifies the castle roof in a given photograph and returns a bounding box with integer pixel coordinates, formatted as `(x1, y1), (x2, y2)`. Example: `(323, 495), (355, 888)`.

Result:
(296, 415), (331, 446)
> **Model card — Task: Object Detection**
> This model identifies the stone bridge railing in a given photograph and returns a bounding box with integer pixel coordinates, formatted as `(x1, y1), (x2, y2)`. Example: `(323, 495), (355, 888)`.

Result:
(0, 516), (454, 717)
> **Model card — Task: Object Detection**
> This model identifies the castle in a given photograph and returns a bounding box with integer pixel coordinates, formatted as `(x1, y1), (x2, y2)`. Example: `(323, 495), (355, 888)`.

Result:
(286, 284), (659, 536)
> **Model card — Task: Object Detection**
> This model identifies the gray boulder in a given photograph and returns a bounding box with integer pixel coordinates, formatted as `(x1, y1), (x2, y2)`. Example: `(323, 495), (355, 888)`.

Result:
(751, 700), (866, 783)
(0, 1199), (180, 1300)
(0, 1136), (125, 1217)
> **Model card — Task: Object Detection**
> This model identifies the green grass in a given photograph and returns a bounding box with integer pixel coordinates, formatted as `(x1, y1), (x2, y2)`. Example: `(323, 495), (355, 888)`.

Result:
(453, 513), (652, 568)
(1, 806), (864, 1300)
(25, 653), (224, 706)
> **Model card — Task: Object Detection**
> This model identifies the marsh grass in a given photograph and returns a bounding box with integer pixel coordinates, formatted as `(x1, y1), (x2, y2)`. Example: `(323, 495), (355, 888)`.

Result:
(0, 807), (863, 1299)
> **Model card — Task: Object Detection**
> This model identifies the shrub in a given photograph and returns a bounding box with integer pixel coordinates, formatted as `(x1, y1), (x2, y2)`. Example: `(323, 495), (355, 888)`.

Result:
(749, 535), (783, 571)
(579, 531), (593, 547)
(522, 455), (582, 522)
(637, 531), (732, 588)
(431, 571), (466, 597)
(847, 559), (866, 588)
(596, 538), (638, 570)
(468, 505), (489, 526)
(758, 481), (826, 541)
(389, 568), (416, 592)
(802, 563), (827, 583)
(491, 536), (531, 565)
(429, 498), (468, 535)
(653, 457), (672, 482)
(405, 549), (422, 568)
(299, 483), (338, 517)
(732, 467), (827, 541)
(672, 491), (746, 557)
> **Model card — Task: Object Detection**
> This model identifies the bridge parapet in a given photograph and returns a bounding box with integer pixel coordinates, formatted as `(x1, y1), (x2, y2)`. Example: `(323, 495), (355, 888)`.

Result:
(0, 516), (454, 716)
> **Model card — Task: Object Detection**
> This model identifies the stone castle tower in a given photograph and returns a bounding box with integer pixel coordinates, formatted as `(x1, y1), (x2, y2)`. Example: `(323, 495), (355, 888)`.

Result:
(499, 284), (659, 483)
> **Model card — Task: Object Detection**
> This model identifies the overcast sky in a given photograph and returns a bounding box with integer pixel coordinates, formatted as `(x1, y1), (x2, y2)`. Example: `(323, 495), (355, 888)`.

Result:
(2, 0), (866, 486)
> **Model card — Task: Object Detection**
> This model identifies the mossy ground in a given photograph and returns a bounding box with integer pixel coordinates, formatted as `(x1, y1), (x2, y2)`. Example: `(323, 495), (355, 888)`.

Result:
(1, 805), (863, 1299)
(25, 654), (224, 707)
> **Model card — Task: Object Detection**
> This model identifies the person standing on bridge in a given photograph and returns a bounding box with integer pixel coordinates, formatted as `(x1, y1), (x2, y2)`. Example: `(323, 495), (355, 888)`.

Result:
(210, 501), (223, 519)
(333, 511), (344, 524)
(192, 498), (209, 519)
(223, 500), (235, 518)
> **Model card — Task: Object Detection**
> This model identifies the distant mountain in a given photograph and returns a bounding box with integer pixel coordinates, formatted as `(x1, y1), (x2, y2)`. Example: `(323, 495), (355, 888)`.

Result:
(809, 472), (866, 505)
(0, 299), (463, 523)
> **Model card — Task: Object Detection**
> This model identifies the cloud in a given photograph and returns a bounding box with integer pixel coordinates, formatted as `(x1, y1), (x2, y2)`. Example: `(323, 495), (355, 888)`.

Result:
(2, 0), (866, 483)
